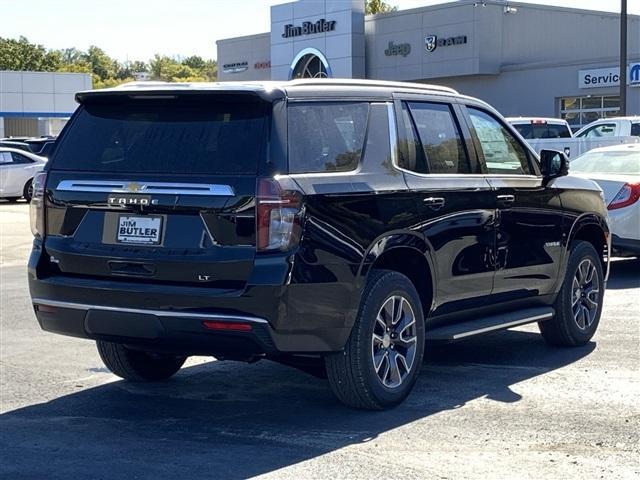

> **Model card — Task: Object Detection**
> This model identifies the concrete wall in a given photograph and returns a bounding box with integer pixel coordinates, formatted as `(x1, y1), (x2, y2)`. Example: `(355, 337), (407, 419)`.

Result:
(365, 2), (501, 81)
(216, 33), (271, 81)
(0, 71), (91, 118)
(270, 0), (365, 80)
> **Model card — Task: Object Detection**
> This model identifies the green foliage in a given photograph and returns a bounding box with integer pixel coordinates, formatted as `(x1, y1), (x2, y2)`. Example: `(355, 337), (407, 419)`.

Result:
(0, 36), (217, 89)
(0, 36), (61, 71)
(365, 0), (397, 15)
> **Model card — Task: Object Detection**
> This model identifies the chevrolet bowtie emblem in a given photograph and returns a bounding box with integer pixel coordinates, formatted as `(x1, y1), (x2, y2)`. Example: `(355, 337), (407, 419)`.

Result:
(126, 182), (142, 193)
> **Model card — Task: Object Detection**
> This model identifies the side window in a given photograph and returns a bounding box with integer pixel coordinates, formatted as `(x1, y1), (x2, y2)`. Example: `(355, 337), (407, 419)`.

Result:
(0, 152), (13, 165)
(405, 102), (470, 174)
(288, 102), (369, 173)
(10, 153), (34, 164)
(578, 123), (616, 138)
(398, 102), (425, 173)
(467, 108), (531, 175)
(631, 123), (640, 137)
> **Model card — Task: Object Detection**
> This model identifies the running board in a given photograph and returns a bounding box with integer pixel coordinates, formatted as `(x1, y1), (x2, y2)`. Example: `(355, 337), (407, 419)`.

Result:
(425, 307), (555, 342)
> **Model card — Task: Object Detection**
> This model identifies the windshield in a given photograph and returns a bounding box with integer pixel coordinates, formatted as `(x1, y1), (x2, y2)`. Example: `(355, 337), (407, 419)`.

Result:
(512, 123), (571, 139)
(570, 150), (640, 175)
(52, 98), (269, 174)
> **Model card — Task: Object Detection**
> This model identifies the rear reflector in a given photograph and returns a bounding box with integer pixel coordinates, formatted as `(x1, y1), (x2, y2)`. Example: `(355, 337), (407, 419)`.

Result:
(202, 321), (253, 332)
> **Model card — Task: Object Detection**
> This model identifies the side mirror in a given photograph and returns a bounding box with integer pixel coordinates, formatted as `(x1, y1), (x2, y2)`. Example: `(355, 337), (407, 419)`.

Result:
(540, 149), (569, 181)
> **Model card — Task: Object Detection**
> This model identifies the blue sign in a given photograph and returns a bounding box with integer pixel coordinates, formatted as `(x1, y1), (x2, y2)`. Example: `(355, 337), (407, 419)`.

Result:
(630, 63), (640, 87)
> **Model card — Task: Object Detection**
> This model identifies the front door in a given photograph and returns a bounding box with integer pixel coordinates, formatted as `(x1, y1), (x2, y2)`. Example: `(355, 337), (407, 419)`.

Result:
(464, 106), (563, 303)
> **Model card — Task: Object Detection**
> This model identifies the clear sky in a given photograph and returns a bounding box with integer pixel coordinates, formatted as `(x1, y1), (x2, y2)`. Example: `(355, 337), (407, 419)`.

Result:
(2, 0), (638, 63)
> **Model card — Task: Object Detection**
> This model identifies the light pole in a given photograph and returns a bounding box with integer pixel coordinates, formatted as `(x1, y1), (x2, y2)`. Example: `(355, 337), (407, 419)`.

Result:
(620, 0), (627, 116)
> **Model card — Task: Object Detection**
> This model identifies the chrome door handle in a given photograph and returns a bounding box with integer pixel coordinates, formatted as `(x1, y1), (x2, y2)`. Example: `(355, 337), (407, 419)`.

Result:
(423, 197), (445, 210)
(496, 194), (515, 206)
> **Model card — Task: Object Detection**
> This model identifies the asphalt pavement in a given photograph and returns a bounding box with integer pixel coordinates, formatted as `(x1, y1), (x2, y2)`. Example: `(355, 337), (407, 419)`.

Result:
(0, 201), (638, 479)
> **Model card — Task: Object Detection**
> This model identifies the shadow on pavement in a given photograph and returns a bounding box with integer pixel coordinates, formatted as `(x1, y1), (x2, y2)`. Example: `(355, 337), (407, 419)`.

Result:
(607, 258), (640, 290)
(0, 330), (595, 479)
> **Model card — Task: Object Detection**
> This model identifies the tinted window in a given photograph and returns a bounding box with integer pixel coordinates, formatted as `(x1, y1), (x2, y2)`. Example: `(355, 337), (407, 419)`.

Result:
(631, 123), (640, 137)
(398, 102), (425, 173)
(52, 99), (269, 174)
(288, 102), (369, 173)
(512, 123), (571, 139)
(468, 108), (531, 175)
(577, 123), (616, 138)
(406, 102), (470, 174)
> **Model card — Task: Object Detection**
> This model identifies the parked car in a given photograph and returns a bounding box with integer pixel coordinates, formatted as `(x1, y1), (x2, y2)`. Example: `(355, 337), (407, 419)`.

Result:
(575, 116), (640, 138)
(23, 137), (57, 158)
(570, 144), (640, 257)
(0, 140), (32, 153)
(506, 117), (573, 139)
(28, 79), (610, 410)
(0, 148), (47, 201)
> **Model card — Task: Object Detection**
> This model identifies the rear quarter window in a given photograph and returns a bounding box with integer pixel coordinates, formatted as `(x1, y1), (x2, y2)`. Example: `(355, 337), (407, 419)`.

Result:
(287, 102), (369, 173)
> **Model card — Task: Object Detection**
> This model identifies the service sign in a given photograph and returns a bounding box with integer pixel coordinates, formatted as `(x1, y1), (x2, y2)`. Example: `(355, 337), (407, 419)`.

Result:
(579, 63), (640, 88)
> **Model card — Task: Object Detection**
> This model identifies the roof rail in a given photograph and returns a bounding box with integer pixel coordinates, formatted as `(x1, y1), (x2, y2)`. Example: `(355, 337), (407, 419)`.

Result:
(288, 78), (458, 95)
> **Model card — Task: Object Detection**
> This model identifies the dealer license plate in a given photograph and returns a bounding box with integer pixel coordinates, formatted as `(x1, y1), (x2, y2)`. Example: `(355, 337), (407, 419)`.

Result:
(116, 216), (163, 245)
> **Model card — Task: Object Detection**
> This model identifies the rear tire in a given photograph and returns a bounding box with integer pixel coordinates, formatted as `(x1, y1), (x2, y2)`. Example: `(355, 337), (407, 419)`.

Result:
(325, 270), (425, 410)
(539, 241), (604, 347)
(96, 340), (186, 381)
(23, 179), (33, 202)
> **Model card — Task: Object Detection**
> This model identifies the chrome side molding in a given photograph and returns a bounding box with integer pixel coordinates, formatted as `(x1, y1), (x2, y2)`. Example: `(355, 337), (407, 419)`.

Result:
(56, 180), (235, 196)
(32, 298), (268, 324)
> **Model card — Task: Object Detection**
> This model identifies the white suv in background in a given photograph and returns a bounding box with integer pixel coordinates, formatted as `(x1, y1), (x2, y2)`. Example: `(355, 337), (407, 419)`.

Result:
(575, 116), (640, 138)
(506, 117), (573, 139)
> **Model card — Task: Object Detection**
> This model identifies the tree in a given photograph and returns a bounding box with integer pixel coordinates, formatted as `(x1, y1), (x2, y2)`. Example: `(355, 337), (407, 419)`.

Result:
(82, 45), (117, 81)
(365, 0), (397, 15)
(0, 36), (60, 71)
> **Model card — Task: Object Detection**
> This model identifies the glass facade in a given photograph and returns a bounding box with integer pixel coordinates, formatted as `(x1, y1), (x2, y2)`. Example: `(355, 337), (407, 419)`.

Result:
(559, 95), (620, 131)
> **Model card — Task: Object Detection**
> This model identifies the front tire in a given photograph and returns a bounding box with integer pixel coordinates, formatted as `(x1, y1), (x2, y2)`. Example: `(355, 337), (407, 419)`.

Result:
(325, 270), (425, 410)
(540, 241), (604, 347)
(96, 340), (186, 381)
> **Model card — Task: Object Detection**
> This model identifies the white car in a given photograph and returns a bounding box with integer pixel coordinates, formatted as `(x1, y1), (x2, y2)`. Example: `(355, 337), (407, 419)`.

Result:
(570, 144), (640, 257)
(506, 117), (573, 139)
(575, 116), (640, 139)
(0, 148), (47, 202)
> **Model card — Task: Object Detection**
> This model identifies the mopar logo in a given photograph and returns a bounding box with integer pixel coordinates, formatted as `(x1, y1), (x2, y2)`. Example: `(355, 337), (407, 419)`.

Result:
(631, 63), (640, 86)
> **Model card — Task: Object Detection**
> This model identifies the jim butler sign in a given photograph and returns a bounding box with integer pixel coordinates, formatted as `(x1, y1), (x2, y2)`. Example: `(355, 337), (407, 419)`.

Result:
(282, 19), (337, 38)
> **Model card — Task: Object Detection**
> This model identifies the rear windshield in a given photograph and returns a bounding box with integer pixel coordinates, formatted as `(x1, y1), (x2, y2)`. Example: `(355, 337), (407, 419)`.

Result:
(513, 122), (572, 139)
(52, 99), (269, 174)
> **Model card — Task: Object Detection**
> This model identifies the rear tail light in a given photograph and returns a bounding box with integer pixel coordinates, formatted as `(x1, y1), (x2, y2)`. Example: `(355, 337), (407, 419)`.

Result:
(29, 172), (47, 237)
(607, 182), (640, 210)
(256, 177), (304, 252)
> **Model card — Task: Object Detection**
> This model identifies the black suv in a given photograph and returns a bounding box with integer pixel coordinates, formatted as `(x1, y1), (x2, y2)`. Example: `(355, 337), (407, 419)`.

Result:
(28, 80), (610, 409)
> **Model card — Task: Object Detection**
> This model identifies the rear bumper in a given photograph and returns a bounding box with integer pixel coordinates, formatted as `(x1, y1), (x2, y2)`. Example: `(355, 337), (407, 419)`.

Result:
(28, 247), (357, 355)
(32, 298), (277, 359)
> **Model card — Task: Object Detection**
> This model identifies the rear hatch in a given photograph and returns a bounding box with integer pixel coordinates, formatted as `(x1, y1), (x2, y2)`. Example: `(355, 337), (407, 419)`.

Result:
(43, 93), (270, 289)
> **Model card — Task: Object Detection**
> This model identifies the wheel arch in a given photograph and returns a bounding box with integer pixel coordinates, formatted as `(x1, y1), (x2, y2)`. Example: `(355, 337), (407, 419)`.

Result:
(358, 232), (436, 316)
(563, 213), (610, 286)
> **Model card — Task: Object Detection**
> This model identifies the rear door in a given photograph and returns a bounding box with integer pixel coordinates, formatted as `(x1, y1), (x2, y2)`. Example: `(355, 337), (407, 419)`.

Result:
(44, 95), (270, 289)
(396, 98), (495, 316)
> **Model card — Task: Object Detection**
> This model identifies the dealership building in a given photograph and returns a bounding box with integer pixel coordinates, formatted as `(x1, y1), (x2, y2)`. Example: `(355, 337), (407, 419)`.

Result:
(0, 71), (91, 138)
(217, 0), (640, 130)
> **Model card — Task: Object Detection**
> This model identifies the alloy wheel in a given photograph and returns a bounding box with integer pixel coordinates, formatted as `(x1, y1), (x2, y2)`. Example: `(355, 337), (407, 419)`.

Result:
(571, 258), (600, 330)
(371, 295), (418, 389)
